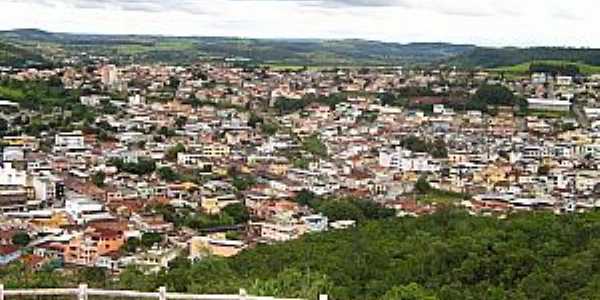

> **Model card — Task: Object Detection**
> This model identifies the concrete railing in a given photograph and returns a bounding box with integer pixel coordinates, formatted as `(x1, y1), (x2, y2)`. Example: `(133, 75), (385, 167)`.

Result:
(0, 284), (329, 300)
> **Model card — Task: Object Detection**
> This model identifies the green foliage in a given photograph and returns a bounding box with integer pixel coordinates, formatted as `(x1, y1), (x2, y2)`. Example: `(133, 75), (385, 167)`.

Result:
(0, 41), (48, 67)
(0, 30), (475, 66)
(451, 47), (600, 68)
(123, 237), (141, 253)
(309, 197), (395, 222)
(302, 135), (327, 157)
(149, 204), (237, 230)
(175, 116), (187, 128)
(292, 157), (310, 169)
(141, 232), (163, 248)
(77, 267), (107, 288)
(261, 122), (279, 136)
(295, 190), (317, 207)
(415, 176), (433, 194)
(158, 126), (176, 137)
(249, 268), (333, 299)
(222, 203), (250, 224)
(111, 158), (156, 176)
(158, 167), (181, 182)
(530, 62), (580, 76)
(91, 171), (106, 187)
(11, 232), (30, 247)
(166, 143), (186, 161)
(232, 175), (257, 191)
(248, 113), (263, 128)
(274, 94), (346, 114)
(400, 136), (448, 158)
(10, 210), (600, 299)
(472, 84), (516, 107)
(379, 92), (406, 107)
(380, 283), (438, 300)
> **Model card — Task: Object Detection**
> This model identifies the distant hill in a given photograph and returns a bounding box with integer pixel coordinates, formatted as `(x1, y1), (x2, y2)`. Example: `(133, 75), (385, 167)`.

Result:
(2, 29), (600, 68)
(0, 29), (476, 66)
(0, 40), (48, 67)
(449, 47), (600, 68)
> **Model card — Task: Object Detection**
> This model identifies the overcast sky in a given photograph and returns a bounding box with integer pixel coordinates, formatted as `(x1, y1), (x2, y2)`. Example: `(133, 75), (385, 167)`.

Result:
(1, 0), (598, 47)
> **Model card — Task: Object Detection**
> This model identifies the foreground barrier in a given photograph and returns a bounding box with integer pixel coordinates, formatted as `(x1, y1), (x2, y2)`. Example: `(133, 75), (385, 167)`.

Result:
(0, 284), (328, 300)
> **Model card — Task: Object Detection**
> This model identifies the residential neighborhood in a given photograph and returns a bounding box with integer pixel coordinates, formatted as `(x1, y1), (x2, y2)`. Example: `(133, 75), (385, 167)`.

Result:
(0, 58), (599, 277)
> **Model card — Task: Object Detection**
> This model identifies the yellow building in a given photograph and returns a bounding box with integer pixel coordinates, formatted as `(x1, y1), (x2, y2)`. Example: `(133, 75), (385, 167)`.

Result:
(189, 235), (245, 260)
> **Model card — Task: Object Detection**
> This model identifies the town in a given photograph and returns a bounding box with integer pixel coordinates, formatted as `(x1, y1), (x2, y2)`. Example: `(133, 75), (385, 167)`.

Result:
(0, 58), (597, 277)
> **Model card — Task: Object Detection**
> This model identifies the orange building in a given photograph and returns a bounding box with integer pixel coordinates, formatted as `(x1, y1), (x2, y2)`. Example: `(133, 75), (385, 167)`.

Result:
(64, 228), (124, 267)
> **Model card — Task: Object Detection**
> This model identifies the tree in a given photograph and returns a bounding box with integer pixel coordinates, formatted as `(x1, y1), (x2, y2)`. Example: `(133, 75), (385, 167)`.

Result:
(302, 135), (327, 157)
(261, 122), (279, 136)
(295, 190), (317, 207)
(0, 118), (8, 136)
(175, 116), (188, 128)
(415, 176), (432, 194)
(472, 84), (515, 107)
(380, 283), (438, 300)
(91, 171), (106, 187)
(538, 165), (551, 176)
(158, 167), (181, 182)
(222, 203), (250, 224)
(232, 175), (257, 191)
(317, 200), (365, 222)
(166, 143), (186, 162)
(11, 232), (30, 246)
(430, 139), (448, 159)
(77, 267), (107, 288)
(249, 268), (333, 299)
(123, 237), (141, 253)
(141, 232), (163, 249)
(379, 92), (405, 107)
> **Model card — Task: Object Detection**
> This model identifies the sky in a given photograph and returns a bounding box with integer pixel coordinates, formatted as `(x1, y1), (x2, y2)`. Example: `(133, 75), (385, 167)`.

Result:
(0, 0), (598, 47)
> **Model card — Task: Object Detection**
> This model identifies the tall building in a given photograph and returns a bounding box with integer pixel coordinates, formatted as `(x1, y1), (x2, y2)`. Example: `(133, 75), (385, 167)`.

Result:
(0, 163), (31, 212)
(100, 65), (119, 88)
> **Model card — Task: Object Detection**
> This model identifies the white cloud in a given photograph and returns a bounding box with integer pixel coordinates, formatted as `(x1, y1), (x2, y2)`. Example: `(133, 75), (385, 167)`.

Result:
(0, 0), (598, 47)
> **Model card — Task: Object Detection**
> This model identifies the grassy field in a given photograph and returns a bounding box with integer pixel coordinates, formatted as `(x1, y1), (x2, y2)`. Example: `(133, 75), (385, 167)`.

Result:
(490, 60), (600, 75)
(417, 189), (467, 205)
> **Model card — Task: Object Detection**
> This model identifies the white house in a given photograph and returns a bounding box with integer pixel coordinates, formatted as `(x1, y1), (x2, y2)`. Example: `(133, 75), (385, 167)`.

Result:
(527, 98), (571, 112)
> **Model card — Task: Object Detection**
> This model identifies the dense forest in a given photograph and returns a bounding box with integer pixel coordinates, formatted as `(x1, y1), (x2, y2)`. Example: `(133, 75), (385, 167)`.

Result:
(6, 209), (600, 300)
(450, 47), (600, 68)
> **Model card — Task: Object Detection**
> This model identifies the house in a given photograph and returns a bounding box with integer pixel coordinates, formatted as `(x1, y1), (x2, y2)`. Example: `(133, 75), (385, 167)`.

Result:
(0, 246), (22, 265)
(189, 235), (246, 260)
(64, 228), (125, 267)
(54, 131), (86, 152)
(65, 197), (114, 225)
(527, 98), (571, 112)
(134, 247), (180, 272)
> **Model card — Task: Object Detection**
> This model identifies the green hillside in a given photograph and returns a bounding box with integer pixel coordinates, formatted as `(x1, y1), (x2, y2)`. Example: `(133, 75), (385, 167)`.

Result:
(5, 209), (600, 300)
(0, 41), (48, 67)
(0, 29), (475, 66)
(489, 60), (600, 76)
(450, 47), (600, 69)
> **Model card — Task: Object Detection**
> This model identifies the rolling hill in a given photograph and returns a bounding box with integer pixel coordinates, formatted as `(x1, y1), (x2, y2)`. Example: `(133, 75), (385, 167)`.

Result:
(0, 40), (49, 67)
(0, 29), (475, 66)
(449, 47), (600, 68)
(3, 29), (600, 70)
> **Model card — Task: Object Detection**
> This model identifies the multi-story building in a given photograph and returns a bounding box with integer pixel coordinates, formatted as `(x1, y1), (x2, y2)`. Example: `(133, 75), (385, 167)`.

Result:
(64, 228), (125, 266)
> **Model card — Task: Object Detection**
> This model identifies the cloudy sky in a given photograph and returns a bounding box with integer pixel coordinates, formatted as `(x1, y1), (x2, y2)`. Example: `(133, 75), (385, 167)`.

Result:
(1, 0), (598, 47)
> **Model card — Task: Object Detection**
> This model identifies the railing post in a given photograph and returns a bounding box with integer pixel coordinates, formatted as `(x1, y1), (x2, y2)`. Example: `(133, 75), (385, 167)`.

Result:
(319, 295), (328, 300)
(0, 283), (4, 300)
(239, 288), (247, 300)
(159, 286), (167, 300)
(78, 283), (88, 300)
